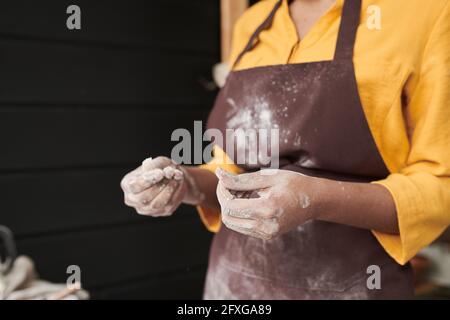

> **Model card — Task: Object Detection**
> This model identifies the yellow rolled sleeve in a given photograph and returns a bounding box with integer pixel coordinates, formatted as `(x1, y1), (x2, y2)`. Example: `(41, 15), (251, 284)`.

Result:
(196, 145), (243, 233)
(372, 3), (450, 265)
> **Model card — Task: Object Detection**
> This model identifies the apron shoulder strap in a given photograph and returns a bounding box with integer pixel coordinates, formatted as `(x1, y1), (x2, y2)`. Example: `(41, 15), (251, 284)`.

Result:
(231, 0), (283, 69)
(334, 0), (362, 60)
(232, 0), (361, 67)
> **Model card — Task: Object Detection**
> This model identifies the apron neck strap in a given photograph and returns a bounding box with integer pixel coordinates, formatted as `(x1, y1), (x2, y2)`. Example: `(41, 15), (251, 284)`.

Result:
(231, 0), (362, 67)
(231, 0), (283, 69)
(334, 0), (362, 60)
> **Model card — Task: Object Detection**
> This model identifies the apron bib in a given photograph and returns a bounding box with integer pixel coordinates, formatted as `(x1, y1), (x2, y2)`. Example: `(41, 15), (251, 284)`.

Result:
(204, 0), (414, 299)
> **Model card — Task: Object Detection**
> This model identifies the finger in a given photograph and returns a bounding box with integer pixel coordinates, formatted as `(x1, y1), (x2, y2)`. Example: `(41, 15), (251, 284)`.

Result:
(216, 181), (235, 204)
(142, 156), (172, 171)
(173, 169), (184, 180)
(131, 167), (170, 194)
(135, 182), (177, 216)
(149, 180), (180, 210)
(126, 180), (169, 207)
(124, 194), (135, 208)
(217, 183), (274, 219)
(215, 167), (273, 191)
(159, 182), (186, 216)
(223, 200), (275, 219)
(222, 214), (257, 229)
(128, 169), (164, 194)
(163, 166), (184, 180)
(120, 167), (143, 193)
(163, 166), (176, 179)
(142, 169), (165, 184)
(222, 216), (271, 240)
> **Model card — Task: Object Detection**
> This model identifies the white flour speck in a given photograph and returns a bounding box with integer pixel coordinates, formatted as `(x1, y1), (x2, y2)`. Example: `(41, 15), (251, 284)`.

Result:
(299, 193), (311, 209)
(294, 134), (302, 147)
(259, 109), (272, 123)
(227, 98), (237, 108)
(226, 96), (275, 130)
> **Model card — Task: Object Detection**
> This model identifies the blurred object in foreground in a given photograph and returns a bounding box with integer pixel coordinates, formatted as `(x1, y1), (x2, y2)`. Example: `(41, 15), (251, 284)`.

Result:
(0, 255), (89, 300)
(221, 0), (248, 61)
(412, 242), (450, 299)
(213, 62), (231, 88)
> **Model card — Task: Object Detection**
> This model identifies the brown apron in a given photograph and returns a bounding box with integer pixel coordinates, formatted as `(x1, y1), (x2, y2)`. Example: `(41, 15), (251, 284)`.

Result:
(204, 0), (414, 299)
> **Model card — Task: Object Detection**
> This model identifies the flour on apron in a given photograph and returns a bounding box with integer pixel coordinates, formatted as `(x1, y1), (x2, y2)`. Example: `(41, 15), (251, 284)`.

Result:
(204, 0), (414, 299)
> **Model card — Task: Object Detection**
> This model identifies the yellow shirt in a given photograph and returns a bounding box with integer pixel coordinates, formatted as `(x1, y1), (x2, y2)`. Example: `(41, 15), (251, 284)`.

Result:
(198, 0), (450, 265)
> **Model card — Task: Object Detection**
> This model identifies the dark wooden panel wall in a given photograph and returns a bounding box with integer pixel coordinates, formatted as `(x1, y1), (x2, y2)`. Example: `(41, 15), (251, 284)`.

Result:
(0, 0), (219, 299)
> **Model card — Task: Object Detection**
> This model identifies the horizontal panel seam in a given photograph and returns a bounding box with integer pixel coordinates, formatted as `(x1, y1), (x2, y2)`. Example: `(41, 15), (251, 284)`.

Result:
(13, 214), (201, 240)
(0, 32), (219, 56)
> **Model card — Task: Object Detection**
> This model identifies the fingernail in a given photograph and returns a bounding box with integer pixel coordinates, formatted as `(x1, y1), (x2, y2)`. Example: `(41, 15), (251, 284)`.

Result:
(142, 157), (153, 167)
(173, 169), (184, 180)
(163, 166), (175, 179)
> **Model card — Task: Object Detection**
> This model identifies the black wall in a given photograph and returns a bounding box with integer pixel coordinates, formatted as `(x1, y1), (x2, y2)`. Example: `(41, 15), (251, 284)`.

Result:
(0, 0), (219, 299)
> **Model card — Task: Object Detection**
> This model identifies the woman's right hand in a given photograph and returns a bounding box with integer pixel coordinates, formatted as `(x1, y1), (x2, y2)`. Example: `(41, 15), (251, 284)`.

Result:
(120, 156), (203, 217)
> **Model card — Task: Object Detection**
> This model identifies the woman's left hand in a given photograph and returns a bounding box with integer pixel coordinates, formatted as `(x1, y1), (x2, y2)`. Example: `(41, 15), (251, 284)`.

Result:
(216, 168), (321, 240)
